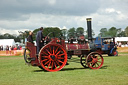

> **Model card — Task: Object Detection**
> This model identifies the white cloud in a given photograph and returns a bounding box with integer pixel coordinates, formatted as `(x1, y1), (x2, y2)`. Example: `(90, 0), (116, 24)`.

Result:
(48, 0), (56, 5)
(105, 8), (116, 13)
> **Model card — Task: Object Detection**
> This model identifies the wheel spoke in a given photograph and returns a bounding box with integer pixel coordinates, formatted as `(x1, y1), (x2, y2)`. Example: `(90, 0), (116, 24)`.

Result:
(58, 53), (65, 56)
(46, 49), (52, 55)
(44, 60), (51, 65)
(55, 46), (59, 54)
(57, 57), (64, 60)
(90, 55), (94, 59)
(94, 64), (97, 68)
(52, 46), (55, 55)
(41, 51), (49, 56)
(51, 61), (54, 70)
(55, 60), (61, 67)
(49, 46), (52, 54)
(91, 63), (95, 67)
(54, 62), (57, 69)
(88, 61), (93, 65)
(97, 61), (102, 63)
(55, 51), (61, 56)
(57, 60), (64, 64)
(96, 62), (100, 66)
(47, 61), (51, 68)
(41, 56), (49, 58)
(41, 59), (48, 63)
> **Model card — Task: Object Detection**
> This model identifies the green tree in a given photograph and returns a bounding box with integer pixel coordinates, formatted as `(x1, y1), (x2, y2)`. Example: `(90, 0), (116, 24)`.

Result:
(98, 27), (126, 37)
(61, 29), (67, 39)
(33, 27), (62, 39)
(67, 27), (76, 38)
(108, 27), (117, 37)
(117, 28), (126, 37)
(43, 27), (61, 37)
(98, 28), (108, 37)
(125, 26), (128, 36)
(18, 30), (30, 43)
(76, 27), (84, 37)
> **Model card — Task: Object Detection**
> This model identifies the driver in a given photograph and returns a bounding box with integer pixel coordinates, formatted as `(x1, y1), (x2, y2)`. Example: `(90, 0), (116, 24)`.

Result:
(36, 27), (45, 54)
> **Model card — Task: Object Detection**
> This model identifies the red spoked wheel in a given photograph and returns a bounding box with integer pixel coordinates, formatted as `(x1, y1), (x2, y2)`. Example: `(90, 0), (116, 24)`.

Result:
(86, 52), (104, 69)
(39, 43), (67, 72)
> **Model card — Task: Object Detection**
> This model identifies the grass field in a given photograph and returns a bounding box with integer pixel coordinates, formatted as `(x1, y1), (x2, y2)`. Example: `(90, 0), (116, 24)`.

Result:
(0, 53), (128, 85)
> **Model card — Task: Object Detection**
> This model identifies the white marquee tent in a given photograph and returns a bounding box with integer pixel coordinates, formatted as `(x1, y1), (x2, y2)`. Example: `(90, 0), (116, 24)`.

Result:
(0, 39), (16, 48)
(115, 37), (128, 42)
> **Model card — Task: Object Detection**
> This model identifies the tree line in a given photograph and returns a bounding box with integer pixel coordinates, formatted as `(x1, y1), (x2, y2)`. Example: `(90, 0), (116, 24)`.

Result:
(0, 26), (128, 42)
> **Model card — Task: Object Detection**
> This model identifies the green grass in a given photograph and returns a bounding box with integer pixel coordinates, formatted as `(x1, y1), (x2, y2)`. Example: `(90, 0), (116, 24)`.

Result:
(0, 54), (128, 85)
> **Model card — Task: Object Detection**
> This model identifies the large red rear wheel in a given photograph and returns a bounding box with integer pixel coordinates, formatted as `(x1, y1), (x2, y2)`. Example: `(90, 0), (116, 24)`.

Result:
(86, 52), (104, 69)
(39, 43), (67, 72)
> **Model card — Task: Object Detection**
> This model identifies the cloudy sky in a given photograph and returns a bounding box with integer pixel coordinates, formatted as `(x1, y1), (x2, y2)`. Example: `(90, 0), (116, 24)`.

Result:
(0, 0), (128, 36)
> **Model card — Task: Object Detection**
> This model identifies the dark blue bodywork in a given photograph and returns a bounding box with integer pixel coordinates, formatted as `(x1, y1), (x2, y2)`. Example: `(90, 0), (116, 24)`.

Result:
(94, 37), (117, 56)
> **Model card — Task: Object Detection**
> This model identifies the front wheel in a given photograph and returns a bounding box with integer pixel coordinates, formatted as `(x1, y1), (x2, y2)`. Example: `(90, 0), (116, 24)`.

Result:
(24, 48), (31, 64)
(86, 52), (104, 69)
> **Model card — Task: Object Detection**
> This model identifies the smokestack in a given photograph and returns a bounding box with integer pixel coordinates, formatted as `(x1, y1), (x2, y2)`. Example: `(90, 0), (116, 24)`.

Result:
(86, 18), (92, 42)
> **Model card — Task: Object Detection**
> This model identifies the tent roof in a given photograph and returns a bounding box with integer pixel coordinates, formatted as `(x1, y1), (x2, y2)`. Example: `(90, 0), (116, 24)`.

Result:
(0, 39), (15, 46)
(115, 37), (128, 42)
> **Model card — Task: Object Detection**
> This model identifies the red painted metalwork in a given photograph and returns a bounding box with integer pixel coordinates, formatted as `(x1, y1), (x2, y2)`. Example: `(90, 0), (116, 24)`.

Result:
(66, 43), (90, 51)
(25, 42), (40, 66)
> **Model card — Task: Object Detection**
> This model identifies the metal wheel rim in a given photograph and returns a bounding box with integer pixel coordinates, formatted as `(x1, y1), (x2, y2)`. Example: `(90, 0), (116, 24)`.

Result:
(24, 48), (31, 64)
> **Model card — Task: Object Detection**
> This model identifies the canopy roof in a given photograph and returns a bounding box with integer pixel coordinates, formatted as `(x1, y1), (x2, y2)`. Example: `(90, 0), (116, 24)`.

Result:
(115, 37), (128, 42)
(0, 39), (15, 46)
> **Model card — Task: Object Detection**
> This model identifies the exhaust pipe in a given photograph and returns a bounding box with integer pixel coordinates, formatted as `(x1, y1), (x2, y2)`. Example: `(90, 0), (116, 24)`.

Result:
(86, 18), (92, 42)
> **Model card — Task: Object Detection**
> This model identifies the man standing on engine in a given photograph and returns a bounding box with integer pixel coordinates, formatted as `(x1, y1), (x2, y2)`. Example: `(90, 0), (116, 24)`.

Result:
(36, 27), (44, 54)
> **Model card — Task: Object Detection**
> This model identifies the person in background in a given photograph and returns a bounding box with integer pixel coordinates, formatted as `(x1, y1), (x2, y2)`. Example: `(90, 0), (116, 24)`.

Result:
(13, 46), (17, 55)
(27, 31), (34, 44)
(6, 45), (9, 55)
(0, 45), (3, 51)
(11, 45), (14, 55)
(36, 27), (44, 54)
(9, 46), (12, 55)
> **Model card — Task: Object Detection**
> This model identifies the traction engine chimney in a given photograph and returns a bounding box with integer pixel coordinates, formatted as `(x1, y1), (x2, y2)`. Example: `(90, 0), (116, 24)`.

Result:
(86, 18), (92, 42)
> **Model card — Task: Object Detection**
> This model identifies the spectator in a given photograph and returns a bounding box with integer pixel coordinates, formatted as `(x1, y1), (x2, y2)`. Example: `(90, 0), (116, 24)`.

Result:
(19, 46), (22, 50)
(0, 45), (3, 51)
(13, 46), (17, 55)
(9, 46), (12, 55)
(6, 46), (9, 55)
(119, 42), (122, 47)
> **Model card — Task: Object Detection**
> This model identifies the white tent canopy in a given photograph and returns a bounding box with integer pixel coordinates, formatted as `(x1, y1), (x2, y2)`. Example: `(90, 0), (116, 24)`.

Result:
(115, 37), (128, 42)
(0, 39), (15, 47)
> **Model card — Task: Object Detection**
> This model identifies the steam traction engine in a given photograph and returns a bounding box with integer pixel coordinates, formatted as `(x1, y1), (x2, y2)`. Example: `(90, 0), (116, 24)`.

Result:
(24, 18), (104, 72)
